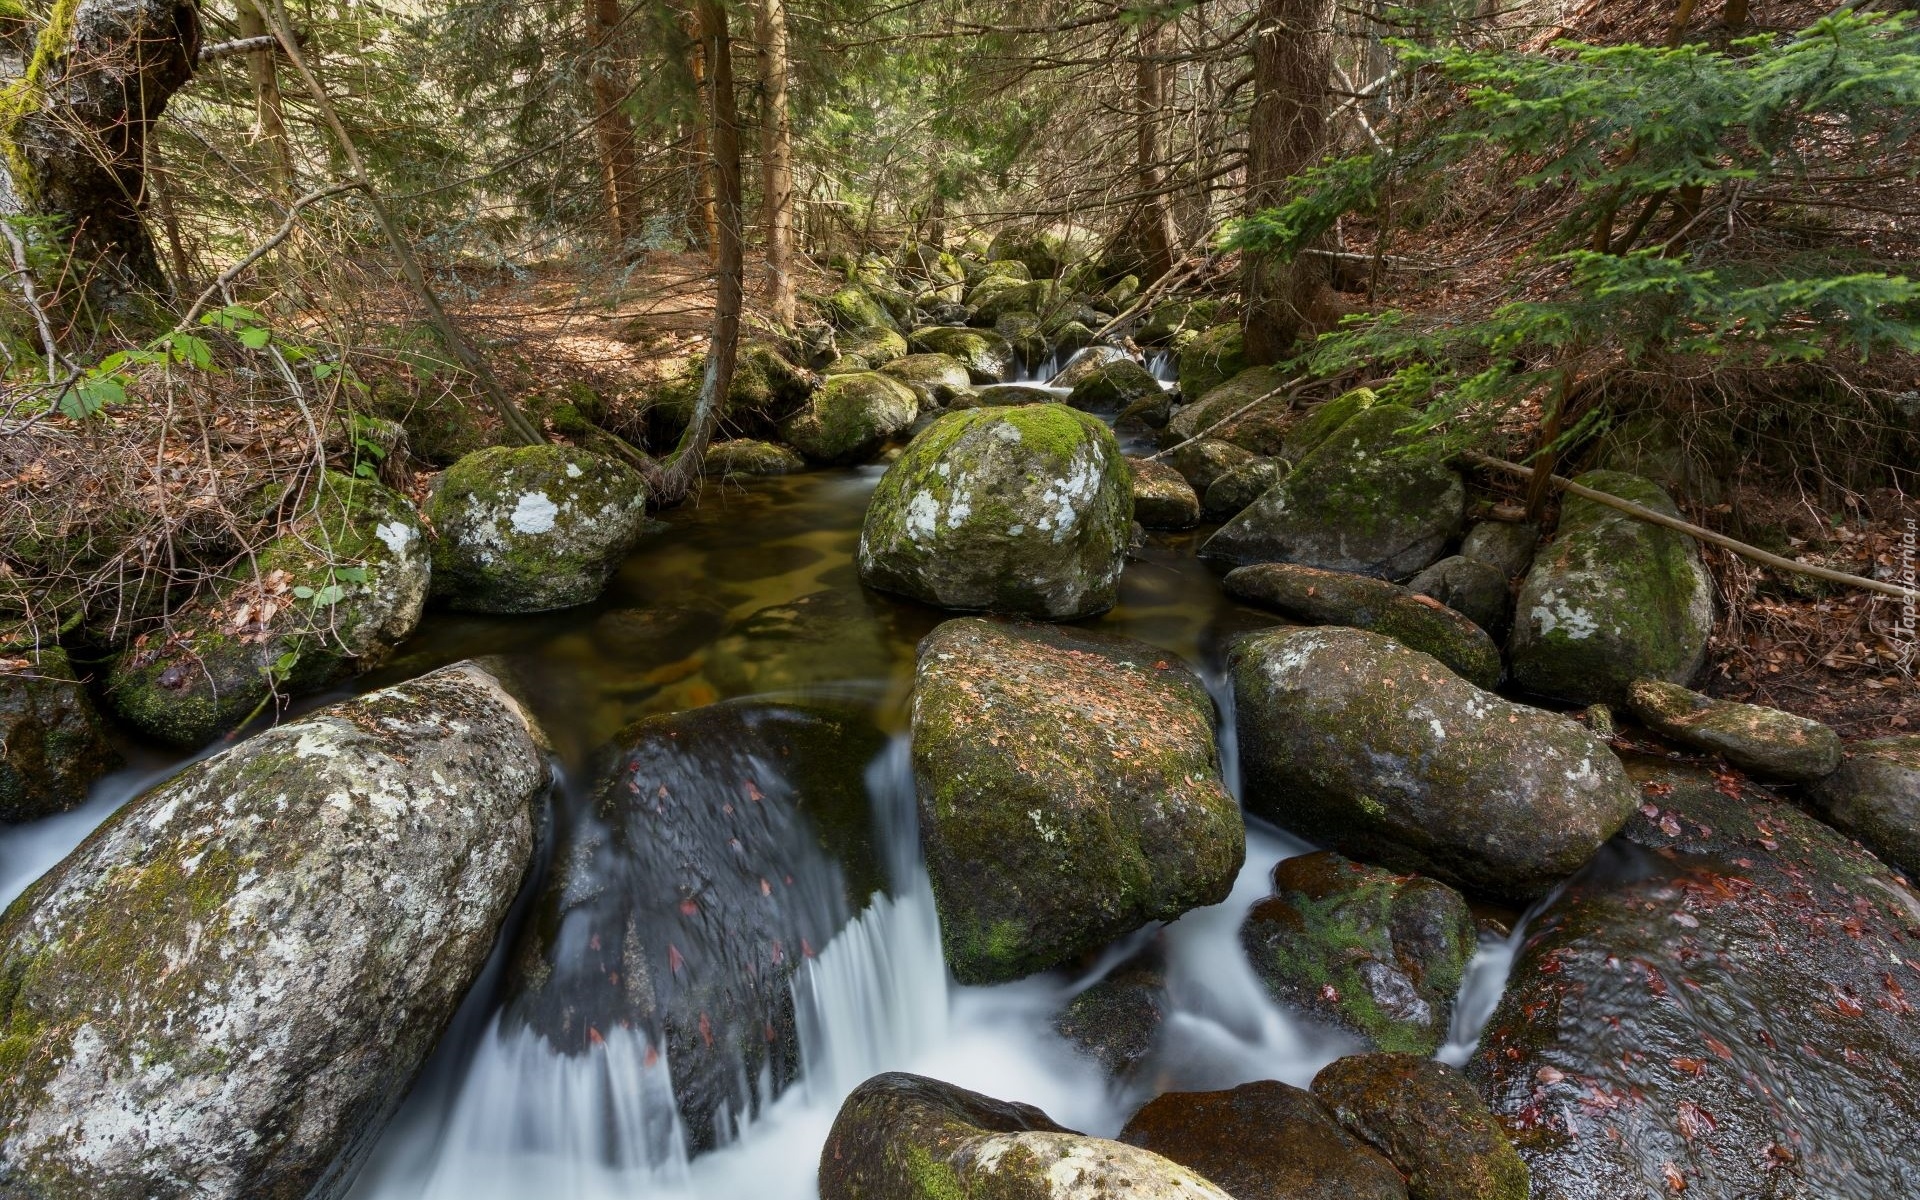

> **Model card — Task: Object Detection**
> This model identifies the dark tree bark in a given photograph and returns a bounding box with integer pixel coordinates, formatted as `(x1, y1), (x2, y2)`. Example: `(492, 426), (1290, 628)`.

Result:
(586, 0), (642, 247)
(1242, 0), (1333, 363)
(1134, 19), (1180, 283)
(1, 0), (201, 300)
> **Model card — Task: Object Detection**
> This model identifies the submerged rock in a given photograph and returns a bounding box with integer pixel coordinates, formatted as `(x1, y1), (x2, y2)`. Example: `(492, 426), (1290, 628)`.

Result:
(819, 1072), (1231, 1200)
(1202, 457), (1284, 522)
(1205, 402), (1464, 580)
(779, 371), (920, 465)
(1508, 470), (1713, 705)
(906, 326), (1017, 383)
(1176, 323), (1248, 402)
(1067, 358), (1162, 412)
(703, 588), (896, 696)
(1809, 733), (1920, 882)
(1128, 457), (1201, 530)
(1314, 1054), (1528, 1200)
(1472, 758), (1920, 1199)
(1119, 1079), (1407, 1200)
(1627, 679), (1842, 781)
(912, 619), (1243, 984)
(1223, 562), (1502, 689)
(0, 662), (545, 1199)
(1, 645), (119, 823)
(880, 353), (973, 411)
(1405, 554), (1511, 637)
(703, 438), (806, 478)
(859, 406), (1132, 621)
(1240, 852), (1476, 1055)
(1230, 626), (1637, 903)
(1167, 365), (1292, 454)
(1053, 949), (1168, 1079)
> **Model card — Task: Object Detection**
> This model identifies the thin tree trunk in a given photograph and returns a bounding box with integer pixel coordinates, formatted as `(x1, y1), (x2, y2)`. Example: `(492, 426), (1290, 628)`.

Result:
(237, 0), (293, 195)
(1135, 20), (1181, 283)
(685, 15), (720, 256)
(1242, 0), (1334, 363)
(586, 0), (641, 247)
(754, 0), (795, 326)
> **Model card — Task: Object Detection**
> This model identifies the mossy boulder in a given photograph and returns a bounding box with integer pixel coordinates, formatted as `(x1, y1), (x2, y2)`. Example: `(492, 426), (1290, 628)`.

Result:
(993, 310), (1049, 364)
(1128, 457), (1201, 530)
(820, 1072), (1232, 1200)
(1067, 358), (1162, 413)
(970, 383), (1056, 408)
(1119, 1079), (1408, 1200)
(0, 645), (119, 823)
(648, 341), (815, 440)
(1138, 298), (1221, 346)
(907, 326), (1017, 383)
(1470, 758), (1920, 1199)
(0, 662), (545, 1200)
(1279, 387), (1379, 466)
(1314, 1055), (1528, 1200)
(1176, 323), (1248, 402)
(825, 284), (899, 332)
(859, 406), (1132, 621)
(986, 223), (1100, 278)
(1809, 734), (1920, 881)
(1166, 437), (1257, 496)
(1241, 852), (1475, 1055)
(1223, 562), (1502, 688)
(1167, 366), (1292, 454)
(1205, 402), (1464, 580)
(973, 280), (1061, 326)
(1230, 626), (1638, 903)
(1202, 458), (1284, 522)
(964, 257), (1030, 288)
(703, 438), (806, 478)
(1627, 679), (1842, 781)
(1508, 470), (1713, 705)
(838, 326), (910, 368)
(428, 444), (649, 613)
(1459, 519), (1537, 579)
(779, 371), (920, 465)
(1404, 555), (1511, 638)
(1049, 345), (1128, 389)
(109, 472), (431, 748)
(881, 353), (973, 411)
(1118, 390), (1175, 434)
(911, 620), (1243, 984)
(1053, 949), (1168, 1080)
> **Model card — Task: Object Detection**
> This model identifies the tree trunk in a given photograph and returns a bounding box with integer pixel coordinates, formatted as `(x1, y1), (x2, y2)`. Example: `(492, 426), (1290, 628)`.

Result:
(237, 0), (292, 195)
(1242, 0), (1333, 363)
(685, 14), (720, 256)
(586, 0), (641, 247)
(0, 0), (201, 302)
(1134, 19), (1181, 283)
(754, 0), (795, 326)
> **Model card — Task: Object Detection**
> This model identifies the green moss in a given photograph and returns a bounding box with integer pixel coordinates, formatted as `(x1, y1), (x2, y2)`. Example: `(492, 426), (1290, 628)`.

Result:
(1281, 387), (1378, 465)
(904, 1145), (970, 1200)
(0, 0), (83, 202)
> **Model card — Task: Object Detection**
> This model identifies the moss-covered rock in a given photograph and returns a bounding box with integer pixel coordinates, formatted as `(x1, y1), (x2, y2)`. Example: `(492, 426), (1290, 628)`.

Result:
(1470, 758), (1920, 1199)
(992, 310), (1049, 365)
(1279, 387), (1378, 466)
(881, 353), (973, 411)
(1138, 299), (1221, 346)
(1053, 949), (1167, 1080)
(109, 472), (431, 748)
(1314, 1054), (1528, 1200)
(972, 280), (1061, 326)
(0, 662), (545, 1200)
(970, 383), (1055, 408)
(1201, 457), (1284, 522)
(1120, 1079), (1408, 1200)
(1405, 554), (1511, 638)
(1205, 402), (1464, 580)
(1508, 470), (1713, 705)
(648, 341), (815, 440)
(826, 284), (899, 332)
(1809, 734), (1920, 881)
(703, 438), (806, 478)
(838, 326), (910, 368)
(1241, 852), (1475, 1055)
(859, 406), (1132, 620)
(428, 444), (648, 613)
(369, 378), (492, 466)
(1167, 365), (1292, 454)
(1176, 323), (1247, 402)
(1128, 457), (1201, 530)
(1166, 437), (1257, 496)
(912, 620), (1243, 984)
(907, 326), (1017, 383)
(1118, 390), (1175, 434)
(0, 644), (119, 823)
(779, 371), (920, 465)
(986, 223), (1100, 278)
(1458, 519), (1537, 579)
(1230, 626), (1638, 903)
(1223, 563), (1502, 688)
(820, 1072), (1231, 1200)
(1627, 679), (1841, 781)
(1049, 345), (1128, 389)
(1067, 359), (1162, 413)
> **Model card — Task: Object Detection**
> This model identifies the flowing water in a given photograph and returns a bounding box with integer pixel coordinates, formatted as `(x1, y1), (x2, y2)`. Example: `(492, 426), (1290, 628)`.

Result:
(0, 360), (1523, 1197)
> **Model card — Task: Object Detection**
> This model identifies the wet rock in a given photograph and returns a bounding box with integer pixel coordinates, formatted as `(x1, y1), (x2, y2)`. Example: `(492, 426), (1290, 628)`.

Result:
(1314, 1054), (1528, 1200)
(906, 326), (1017, 383)
(506, 698), (885, 1153)
(703, 589), (896, 695)
(971, 383), (1056, 407)
(1627, 679), (1842, 781)
(1176, 323), (1248, 402)
(1067, 358), (1163, 413)
(1202, 458), (1284, 522)
(1241, 852), (1476, 1055)
(1508, 470), (1713, 705)
(1406, 554), (1511, 637)
(1129, 457), (1202, 530)
(1223, 562), (1502, 689)
(880, 353), (973, 411)
(1, 645), (119, 823)
(1166, 437), (1257, 496)
(1206, 402), (1464, 580)
(779, 371), (921, 465)
(1049, 345), (1129, 390)
(819, 1072), (1231, 1200)
(1808, 733), (1920, 882)
(1053, 949), (1168, 1079)
(1120, 1079), (1408, 1200)
(912, 619), (1243, 983)
(0, 662), (545, 1199)
(1138, 298), (1221, 345)
(1166, 365), (1293, 455)
(1230, 626), (1638, 903)
(1471, 758), (1920, 1199)
(703, 438), (806, 478)
(112, 472), (432, 746)
(1459, 519), (1537, 579)
(1118, 390), (1175, 433)
(859, 406), (1132, 621)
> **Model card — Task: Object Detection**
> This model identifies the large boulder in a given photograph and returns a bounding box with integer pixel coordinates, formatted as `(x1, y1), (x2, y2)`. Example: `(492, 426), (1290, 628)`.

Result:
(504, 699), (883, 1152)
(1119, 1080), (1408, 1200)
(1067, 358), (1162, 412)
(1, 644), (118, 823)
(986, 223), (1100, 278)
(838, 326), (910, 368)
(1167, 365), (1292, 454)
(1627, 679), (1842, 781)
(1176, 323), (1248, 402)
(1471, 759), (1920, 1198)
(1129, 457), (1201, 530)
(1230, 626), (1638, 903)
(779, 371), (920, 465)
(1202, 458), (1284, 522)
(1205, 403), (1464, 580)
(0, 662), (545, 1199)
(1240, 851), (1476, 1055)
(859, 406), (1132, 621)
(1809, 734), (1920, 881)
(1166, 437), (1257, 496)
(1315, 1054), (1528, 1200)
(881, 353), (973, 411)
(819, 1072), (1232, 1200)
(912, 619), (1243, 983)
(703, 438), (805, 478)
(1508, 470), (1713, 705)
(970, 383), (1056, 408)
(825, 283), (899, 332)
(1278, 387), (1378, 466)
(112, 472), (432, 746)
(906, 326), (1017, 383)
(1223, 562), (1502, 689)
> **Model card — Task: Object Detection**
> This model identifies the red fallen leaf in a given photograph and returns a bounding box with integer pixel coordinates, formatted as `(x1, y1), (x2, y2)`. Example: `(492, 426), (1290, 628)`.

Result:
(657, 784), (670, 800)
(679, 899), (699, 916)
(1582, 1085), (1621, 1110)
(745, 779), (765, 802)
(589, 933), (602, 952)
(1672, 1057), (1707, 1076)
(588, 1026), (605, 1047)
(802, 938), (816, 958)
(1831, 990), (1865, 1018)
(1641, 804), (1663, 820)
(1643, 781), (1674, 798)
(760, 878), (772, 896)
(1841, 916), (1866, 939)
(644, 1044), (660, 1068)
(765, 1023), (777, 1043)
(1154, 660), (1171, 670)
(1663, 1162), (1688, 1192)
(1677, 1100), (1717, 1139)
(723, 803), (734, 815)
(771, 940), (785, 965)
(1843, 1046), (1868, 1067)
(1660, 814), (1683, 838)
(1762, 1143), (1796, 1170)
(1320, 983), (1341, 1003)
(1704, 1036), (1734, 1060)
(668, 944), (685, 975)
(699, 1012), (713, 1047)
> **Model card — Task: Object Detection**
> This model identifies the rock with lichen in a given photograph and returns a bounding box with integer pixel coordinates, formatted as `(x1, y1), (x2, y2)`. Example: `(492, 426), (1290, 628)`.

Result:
(1176, 323), (1248, 402)
(702, 438), (806, 478)
(1167, 365), (1293, 454)
(1, 643), (119, 823)
(779, 372), (920, 465)
(1128, 457), (1201, 530)
(880, 353), (973, 411)
(1315, 1054), (1528, 1200)
(1627, 679), (1841, 781)
(1808, 733), (1920, 881)
(906, 326), (1018, 383)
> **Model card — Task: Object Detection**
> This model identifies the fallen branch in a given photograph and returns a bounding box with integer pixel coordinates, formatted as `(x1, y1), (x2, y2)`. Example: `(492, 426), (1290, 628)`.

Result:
(1462, 451), (1920, 603)
(178, 182), (361, 328)
(1144, 376), (1323, 462)
(198, 35), (281, 62)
